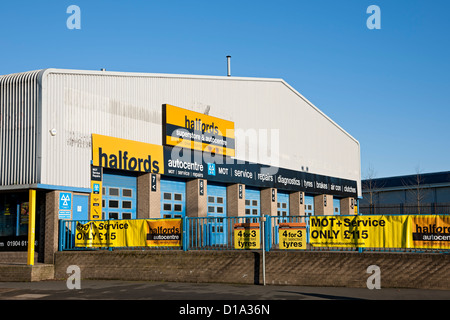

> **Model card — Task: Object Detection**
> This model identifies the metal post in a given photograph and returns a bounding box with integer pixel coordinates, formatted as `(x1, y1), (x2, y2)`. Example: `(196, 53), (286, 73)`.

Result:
(261, 215), (266, 286)
(226, 55), (231, 76)
(183, 216), (188, 251)
(27, 189), (36, 266)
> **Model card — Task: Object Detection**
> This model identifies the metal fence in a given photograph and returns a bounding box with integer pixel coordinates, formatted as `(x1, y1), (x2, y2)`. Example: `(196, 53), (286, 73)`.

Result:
(59, 215), (450, 253)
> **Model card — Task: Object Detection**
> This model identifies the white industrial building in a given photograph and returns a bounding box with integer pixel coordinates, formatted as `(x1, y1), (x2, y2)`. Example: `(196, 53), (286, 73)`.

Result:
(0, 68), (360, 260)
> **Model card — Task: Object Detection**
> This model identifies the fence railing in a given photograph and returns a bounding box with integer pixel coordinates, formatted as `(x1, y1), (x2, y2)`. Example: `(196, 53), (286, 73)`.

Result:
(59, 215), (450, 253)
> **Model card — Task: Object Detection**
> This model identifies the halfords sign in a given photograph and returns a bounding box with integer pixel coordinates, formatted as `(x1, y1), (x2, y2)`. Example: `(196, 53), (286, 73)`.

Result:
(162, 104), (235, 156)
(92, 134), (164, 174)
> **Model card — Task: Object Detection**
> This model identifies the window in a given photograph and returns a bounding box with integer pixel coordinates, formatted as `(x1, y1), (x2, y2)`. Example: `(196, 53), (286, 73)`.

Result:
(163, 193), (172, 200)
(109, 188), (119, 196)
(174, 193), (182, 201)
(217, 197), (223, 204)
(208, 196), (215, 203)
(122, 201), (132, 209)
(245, 200), (250, 206)
(122, 213), (132, 219)
(163, 203), (171, 211)
(252, 209), (258, 215)
(122, 189), (133, 197)
(174, 204), (182, 212)
(217, 207), (223, 214)
(208, 206), (215, 213)
(109, 212), (119, 220)
(252, 200), (258, 206)
(109, 200), (119, 208)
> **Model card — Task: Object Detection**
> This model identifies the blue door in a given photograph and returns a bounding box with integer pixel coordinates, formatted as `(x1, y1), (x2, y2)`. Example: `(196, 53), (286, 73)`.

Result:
(275, 191), (290, 245)
(160, 177), (186, 218)
(72, 194), (89, 221)
(245, 187), (260, 222)
(305, 195), (314, 216)
(277, 191), (290, 222)
(206, 182), (227, 245)
(102, 170), (137, 220)
(333, 199), (341, 215)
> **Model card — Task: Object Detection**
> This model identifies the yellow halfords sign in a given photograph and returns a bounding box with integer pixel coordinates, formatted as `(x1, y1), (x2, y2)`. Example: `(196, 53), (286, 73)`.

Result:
(309, 215), (450, 250)
(163, 104), (235, 156)
(75, 219), (182, 248)
(411, 215), (450, 249)
(92, 134), (164, 174)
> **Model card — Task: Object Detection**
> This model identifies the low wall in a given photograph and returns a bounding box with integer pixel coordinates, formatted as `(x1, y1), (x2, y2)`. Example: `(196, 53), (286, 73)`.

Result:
(0, 264), (55, 282)
(54, 250), (450, 290)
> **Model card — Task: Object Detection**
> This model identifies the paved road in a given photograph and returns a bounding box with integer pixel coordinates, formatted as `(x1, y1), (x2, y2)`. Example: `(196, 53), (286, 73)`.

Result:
(1, 280), (447, 318)
(0, 279), (449, 300)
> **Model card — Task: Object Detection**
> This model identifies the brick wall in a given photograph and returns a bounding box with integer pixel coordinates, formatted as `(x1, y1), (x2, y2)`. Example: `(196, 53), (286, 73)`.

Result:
(54, 250), (450, 290)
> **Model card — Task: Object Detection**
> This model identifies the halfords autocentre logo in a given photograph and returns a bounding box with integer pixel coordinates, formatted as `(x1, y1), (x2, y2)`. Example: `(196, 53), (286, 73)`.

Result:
(162, 104), (235, 156)
(92, 134), (164, 174)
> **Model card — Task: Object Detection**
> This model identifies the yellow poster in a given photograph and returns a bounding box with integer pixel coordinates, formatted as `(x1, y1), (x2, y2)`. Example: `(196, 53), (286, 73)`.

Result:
(75, 219), (182, 248)
(279, 223), (306, 250)
(146, 219), (182, 247)
(309, 215), (408, 248)
(410, 215), (450, 249)
(234, 223), (260, 249)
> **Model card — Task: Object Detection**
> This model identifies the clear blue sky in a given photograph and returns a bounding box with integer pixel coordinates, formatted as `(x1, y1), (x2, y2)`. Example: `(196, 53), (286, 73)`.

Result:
(1, 0), (449, 179)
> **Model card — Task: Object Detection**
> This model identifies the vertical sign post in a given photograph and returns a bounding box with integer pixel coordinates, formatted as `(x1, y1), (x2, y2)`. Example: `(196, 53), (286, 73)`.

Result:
(261, 215), (266, 286)
(90, 165), (102, 220)
(27, 189), (36, 266)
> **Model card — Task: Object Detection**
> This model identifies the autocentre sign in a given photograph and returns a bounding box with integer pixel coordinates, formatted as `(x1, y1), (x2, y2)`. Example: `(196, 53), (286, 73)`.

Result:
(163, 146), (358, 198)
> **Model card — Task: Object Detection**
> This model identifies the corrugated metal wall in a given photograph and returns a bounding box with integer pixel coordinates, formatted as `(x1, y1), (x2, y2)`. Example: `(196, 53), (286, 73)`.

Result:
(0, 70), (41, 186)
(39, 69), (360, 194)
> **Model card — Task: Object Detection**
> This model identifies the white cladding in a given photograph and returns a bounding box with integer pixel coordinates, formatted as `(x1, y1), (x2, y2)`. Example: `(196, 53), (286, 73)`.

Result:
(1, 68), (361, 196)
